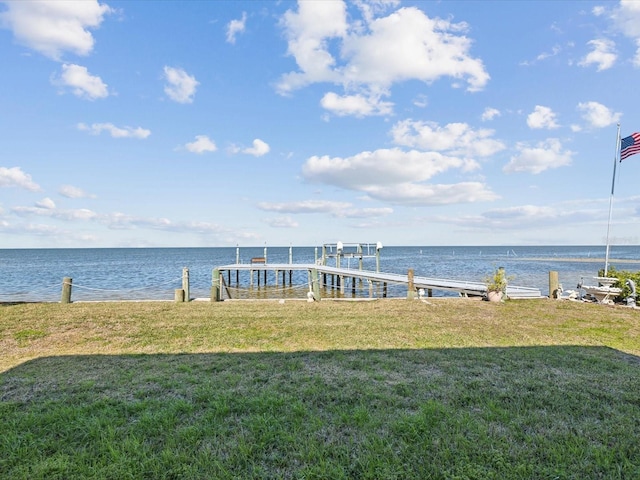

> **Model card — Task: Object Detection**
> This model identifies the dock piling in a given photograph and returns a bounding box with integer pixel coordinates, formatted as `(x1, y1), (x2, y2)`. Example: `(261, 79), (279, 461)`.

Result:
(407, 269), (415, 300)
(549, 271), (559, 299)
(211, 268), (221, 302)
(182, 267), (190, 302)
(61, 277), (72, 304)
(175, 289), (185, 302)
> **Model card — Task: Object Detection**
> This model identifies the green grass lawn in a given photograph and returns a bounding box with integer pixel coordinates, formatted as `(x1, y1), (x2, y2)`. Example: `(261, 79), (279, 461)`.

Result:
(1, 299), (639, 479)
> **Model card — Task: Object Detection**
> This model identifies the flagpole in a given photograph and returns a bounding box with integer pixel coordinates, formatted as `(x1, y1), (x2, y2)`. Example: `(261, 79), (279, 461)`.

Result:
(604, 123), (621, 276)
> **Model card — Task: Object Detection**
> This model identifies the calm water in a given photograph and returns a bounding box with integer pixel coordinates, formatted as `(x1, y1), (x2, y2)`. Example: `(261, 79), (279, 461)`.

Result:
(2, 246), (640, 302)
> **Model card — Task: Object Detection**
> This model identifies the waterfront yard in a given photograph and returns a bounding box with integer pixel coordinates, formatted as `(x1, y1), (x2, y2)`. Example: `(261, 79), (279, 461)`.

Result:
(1, 299), (639, 479)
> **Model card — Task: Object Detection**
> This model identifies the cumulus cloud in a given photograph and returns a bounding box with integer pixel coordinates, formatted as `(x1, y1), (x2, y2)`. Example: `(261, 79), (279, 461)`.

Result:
(391, 120), (505, 158)
(609, 1), (640, 66)
(0, 166), (41, 191)
(53, 63), (109, 100)
(59, 185), (96, 198)
(243, 139), (270, 157)
(504, 138), (574, 174)
(481, 107), (501, 121)
(527, 105), (559, 129)
(278, 2), (488, 117)
(0, 0), (112, 60)
(35, 197), (56, 209)
(301, 147), (497, 205)
(579, 38), (617, 71)
(320, 92), (393, 117)
(77, 122), (150, 138)
(226, 12), (247, 44)
(303, 149), (466, 188)
(577, 101), (621, 128)
(163, 66), (199, 103)
(185, 135), (217, 154)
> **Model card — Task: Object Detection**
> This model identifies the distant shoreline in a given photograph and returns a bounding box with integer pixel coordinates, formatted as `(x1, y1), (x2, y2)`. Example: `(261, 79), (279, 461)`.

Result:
(516, 257), (640, 264)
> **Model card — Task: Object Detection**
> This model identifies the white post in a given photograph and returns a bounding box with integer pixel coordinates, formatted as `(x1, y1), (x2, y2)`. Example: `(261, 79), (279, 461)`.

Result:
(604, 123), (622, 276)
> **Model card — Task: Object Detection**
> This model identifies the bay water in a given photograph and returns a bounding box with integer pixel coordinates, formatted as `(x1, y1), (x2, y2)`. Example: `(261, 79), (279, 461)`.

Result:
(2, 245), (640, 302)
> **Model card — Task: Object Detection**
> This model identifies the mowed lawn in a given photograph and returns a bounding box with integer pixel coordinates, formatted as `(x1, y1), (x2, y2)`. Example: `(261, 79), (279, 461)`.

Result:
(1, 299), (639, 479)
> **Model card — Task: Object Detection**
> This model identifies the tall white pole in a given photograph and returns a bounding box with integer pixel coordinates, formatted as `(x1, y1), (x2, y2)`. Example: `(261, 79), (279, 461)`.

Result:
(604, 123), (621, 276)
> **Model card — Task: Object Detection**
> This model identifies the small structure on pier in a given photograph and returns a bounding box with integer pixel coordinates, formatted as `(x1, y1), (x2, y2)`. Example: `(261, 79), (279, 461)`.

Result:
(320, 242), (383, 272)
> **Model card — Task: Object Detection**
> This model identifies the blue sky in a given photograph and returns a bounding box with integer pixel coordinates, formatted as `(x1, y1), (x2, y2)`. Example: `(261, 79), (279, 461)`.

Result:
(1, 0), (640, 248)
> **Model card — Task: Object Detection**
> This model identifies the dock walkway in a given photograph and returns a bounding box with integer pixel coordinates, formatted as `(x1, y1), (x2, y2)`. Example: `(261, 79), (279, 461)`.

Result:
(214, 263), (542, 300)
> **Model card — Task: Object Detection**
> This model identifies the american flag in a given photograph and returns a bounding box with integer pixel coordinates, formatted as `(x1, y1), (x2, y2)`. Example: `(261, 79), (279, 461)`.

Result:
(620, 132), (640, 161)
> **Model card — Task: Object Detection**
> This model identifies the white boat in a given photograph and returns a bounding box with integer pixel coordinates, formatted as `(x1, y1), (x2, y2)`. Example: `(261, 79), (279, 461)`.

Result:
(579, 277), (622, 304)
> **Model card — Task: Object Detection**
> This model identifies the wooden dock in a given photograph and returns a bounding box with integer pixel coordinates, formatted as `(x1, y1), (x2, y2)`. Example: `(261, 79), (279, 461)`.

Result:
(212, 262), (542, 301)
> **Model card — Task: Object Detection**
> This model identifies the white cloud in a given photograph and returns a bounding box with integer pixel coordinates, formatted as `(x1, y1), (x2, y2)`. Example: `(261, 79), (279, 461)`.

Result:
(481, 107), (501, 121)
(59, 185), (95, 198)
(258, 201), (393, 219)
(436, 203), (596, 230)
(303, 148), (465, 188)
(610, 1), (640, 66)
(520, 45), (561, 66)
(577, 101), (621, 128)
(301, 147), (497, 205)
(0, 221), (73, 238)
(612, 0), (640, 38)
(36, 197), (56, 209)
(258, 200), (352, 214)
(185, 135), (217, 154)
(226, 12), (247, 44)
(341, 7), (489, 91)
(10, 202), (239, 238)
(504, 138), (574, 174)
(0, 167), (41, 191)
(278, 2), (489, 117)
(163, 66), (199, 103)
(353, 0), (400, 24)
(278, 0), (348, 93)
(362, 182), (498, 205)
(12, 205), (98, 221)
(413, 94), (428, 108)
(77, 122), (150, 138)
(579, 38), (617, 71)
(391, 120), (505, 158)
(334, 207), (393, 218)
(526, 105), (559, 129)
(0, 0), (112, 60)
(243, 139), (270, 157)
(53, 63), (109, 100)
(320, 92), (393, 117)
